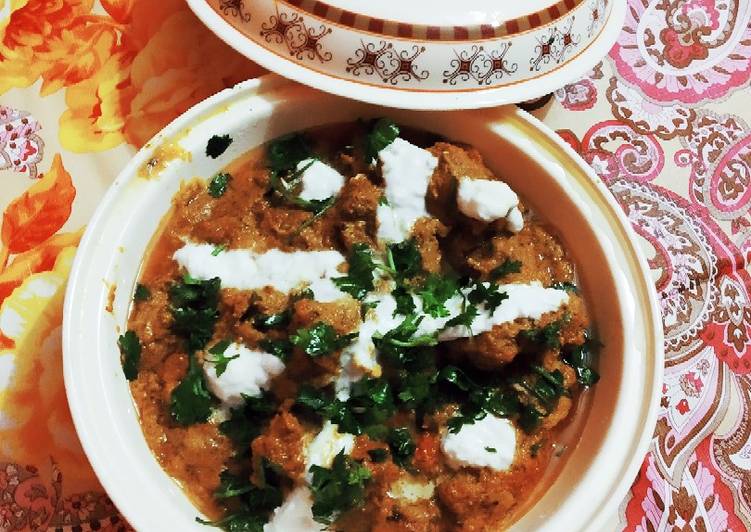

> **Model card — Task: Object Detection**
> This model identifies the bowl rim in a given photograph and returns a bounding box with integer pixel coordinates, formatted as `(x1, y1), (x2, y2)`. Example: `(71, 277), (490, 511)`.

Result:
(62, 74), (663, 532)
(184, 0), (626, 109)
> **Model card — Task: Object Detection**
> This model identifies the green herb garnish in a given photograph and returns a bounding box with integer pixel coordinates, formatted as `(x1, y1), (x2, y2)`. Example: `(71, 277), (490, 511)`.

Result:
(211, 243), (228, 256)
(170, 353), (213, 426)
(367, 448), (389, 463)
(467, 282), (509, 313)
(208, 172), (232, 197)
(169, 274), (221, 352)
(387, 427), (415, 467)
(118, 330), (141, 381)
(551, 281), (579, 293)
(562, 331), (601, 386)
(219, 392), (277, 446)
(309, 451), (372, 524)
(418, 274), (460, 318)
(259, 338), (292, 362)
(391, 285), (416, 316)
(333, 243), (378, 300)
(519, 317), (567, 350)
(133, 283), (150, 302)
(206, 339), (238, 377)
(490, 259), (522, 281)
(254, 310), (291, 331)
(206, 134), (233, 159)
(386, 239), (422, 280)
(445, 302), (479, 330)
(267, 134), (311, 175)
(365, 118), (400, 163)
(290, 322), (357, 357)
(485, 447), (497, 453)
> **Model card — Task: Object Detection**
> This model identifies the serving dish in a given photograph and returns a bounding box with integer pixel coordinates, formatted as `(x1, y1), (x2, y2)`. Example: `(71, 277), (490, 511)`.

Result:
(185, 0), (626, 109)
(63, 75), (662, 531)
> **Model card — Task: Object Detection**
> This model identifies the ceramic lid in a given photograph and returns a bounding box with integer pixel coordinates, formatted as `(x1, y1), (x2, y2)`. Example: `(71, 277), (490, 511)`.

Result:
(186, 0), (625, 109)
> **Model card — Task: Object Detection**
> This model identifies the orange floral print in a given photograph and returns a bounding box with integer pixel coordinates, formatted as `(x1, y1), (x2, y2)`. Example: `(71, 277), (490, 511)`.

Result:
(0, 0), (264, 153)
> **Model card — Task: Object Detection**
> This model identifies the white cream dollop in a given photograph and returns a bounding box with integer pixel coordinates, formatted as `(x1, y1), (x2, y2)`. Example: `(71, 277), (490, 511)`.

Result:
(439, 282), (569, 341)
(388, 477), (436, 502)
(203, 343), (285, 407)
(304, 421), (356, 480)
(376, 138), (438, 243)
(297, 159), (345, 201)
(441, 414), (517, 471)
(263, 487), (323, 532)
(456, 176), (524, 232)
(173, 244), (347, 296)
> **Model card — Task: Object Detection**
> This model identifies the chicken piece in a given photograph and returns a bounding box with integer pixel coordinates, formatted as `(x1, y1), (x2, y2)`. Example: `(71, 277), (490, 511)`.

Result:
(251, 409), (307, 480)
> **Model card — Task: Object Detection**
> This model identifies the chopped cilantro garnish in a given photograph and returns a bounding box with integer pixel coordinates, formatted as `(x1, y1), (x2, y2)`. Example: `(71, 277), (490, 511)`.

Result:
(267, 133), (311, 175)
(367, 448), (389, 463)
(387, 427), (415, 467)
(309, 451), (372, 524)
(206, 339), (238, 377)
(375, 314), (438, 349)
(205, 134), (233, 159)
(253, 310), (290, 331)
(490, 259), (522, 281)
(552, 281), (579, 293)
(296, 378), (395, 437)
(219, 392), (277, 446)
(378, 194), (389, 206)
(365, 118), (399, 163)
(397, 371), (435, 408)
(208, 172), (232, 197)
(211, 243), (228, 256)
(485, 447), (497, 453)
(133, 283), (150, 302)
(391, 285), (416, 316)
(333, 243), (378, 300)
(467, 282), (509, 313)
(169, 274), (221, 352)
(386, 239), (422, 280)
(291, 322), (357, 357)
(170, 353), (213, 426)
(445, 302), (479, 330)
(418, 274), (459, 318)
(562, 331), (601, 386)
(118, 330), (141, 381)
(519, 317), (567, 350)
(260, 338), (292, 362)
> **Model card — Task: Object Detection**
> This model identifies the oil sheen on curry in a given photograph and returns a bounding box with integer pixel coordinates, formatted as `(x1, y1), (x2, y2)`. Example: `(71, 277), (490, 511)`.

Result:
(120, 120), (600, 531)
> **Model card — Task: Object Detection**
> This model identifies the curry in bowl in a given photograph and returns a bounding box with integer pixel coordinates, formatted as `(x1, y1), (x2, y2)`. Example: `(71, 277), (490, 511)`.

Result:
(119, 120), (600, 531)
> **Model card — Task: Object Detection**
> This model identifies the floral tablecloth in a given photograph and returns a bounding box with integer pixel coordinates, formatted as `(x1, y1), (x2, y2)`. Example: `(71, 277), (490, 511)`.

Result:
(0, 0), (749, 531)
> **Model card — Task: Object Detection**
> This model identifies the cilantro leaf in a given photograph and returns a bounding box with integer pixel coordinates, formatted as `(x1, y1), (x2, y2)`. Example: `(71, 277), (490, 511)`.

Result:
(118, 330), (141, 381)
(375, 314), (438, 349)
(133, 283), (150, 302)
(206, 134), (233, 159)
(418, 274), (459, 318)
(206, 340), (238, 377)
(397, 371), (435, 408)
(219, 392), (277, 446)
(309, 451), (372, 524)
(169, 275), (221, 352)
(445, 302), (479, 330)
(170, 353), (213, 426)
(211, 243), (228, 256)
(253, 310), (291, 331)
(291, 322), (357, 357)
(267, 134), (311, 175)
(485, 447), (497, 453)
(208, 172), (232, 197)
(367, 449), (389, 463)
(387, 427), (415, 467)
(467, 282), (509, 313)
(333, 243), (378, 300)
(551, 281), (579, 293)
(562, 331), (601, 386)
(196, 513), (264, 532)
(519, 318), (566, 350)
(391, 285), (416, 316)
(387, 239), (422, 280)
(365, 118), (400, 163)
(490, 259), (522, 281)
(260, 338), (292, 362)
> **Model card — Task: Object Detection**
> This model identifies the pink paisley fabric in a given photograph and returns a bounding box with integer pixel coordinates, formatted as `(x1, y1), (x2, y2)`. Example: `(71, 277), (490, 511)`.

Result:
(545, 1), (751, 525)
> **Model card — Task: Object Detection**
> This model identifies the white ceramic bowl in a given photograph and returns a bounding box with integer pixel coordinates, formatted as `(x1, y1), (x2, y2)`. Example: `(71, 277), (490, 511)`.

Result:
(186, 0), (626, 109)
(63, 75), (662, 532)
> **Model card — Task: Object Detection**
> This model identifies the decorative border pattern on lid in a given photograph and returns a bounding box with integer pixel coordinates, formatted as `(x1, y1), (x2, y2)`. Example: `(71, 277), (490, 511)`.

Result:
(211, 0), (611, 92)
(281, 0), (584, 40)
